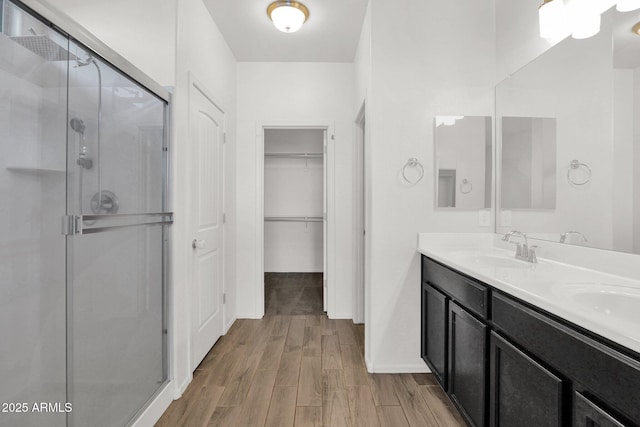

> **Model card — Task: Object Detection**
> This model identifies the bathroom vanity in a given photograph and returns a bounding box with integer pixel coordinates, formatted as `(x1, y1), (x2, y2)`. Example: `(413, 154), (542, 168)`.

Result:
(418, 234), (640, 427)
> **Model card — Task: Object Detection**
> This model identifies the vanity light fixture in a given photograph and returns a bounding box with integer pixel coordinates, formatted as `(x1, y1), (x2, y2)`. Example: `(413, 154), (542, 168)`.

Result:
(568, 0), (601, 40)
(540, 0), (639, 40)
(539, 0), (566, 39)
(267, 1), (310, 33)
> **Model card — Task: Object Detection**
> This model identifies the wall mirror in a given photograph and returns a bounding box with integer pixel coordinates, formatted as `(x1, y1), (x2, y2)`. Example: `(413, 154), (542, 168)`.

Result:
(496, 8), (640, 254)
(434, 115), (492, 210)
(501, 117), (556, 209)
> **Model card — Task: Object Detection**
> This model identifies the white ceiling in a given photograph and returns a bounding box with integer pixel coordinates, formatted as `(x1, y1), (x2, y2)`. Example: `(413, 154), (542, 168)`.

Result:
(202, 0), (368, 62)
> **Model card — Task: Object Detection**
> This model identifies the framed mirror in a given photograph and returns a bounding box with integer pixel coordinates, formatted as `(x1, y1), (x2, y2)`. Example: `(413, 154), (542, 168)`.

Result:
(495, 8), (640, 254)
(434, 116), (492, 210)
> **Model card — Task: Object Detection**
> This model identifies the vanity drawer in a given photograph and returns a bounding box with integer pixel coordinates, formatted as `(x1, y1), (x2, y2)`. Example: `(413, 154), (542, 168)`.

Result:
(492, 293), (640, 424)
(422, 256), (489, 319)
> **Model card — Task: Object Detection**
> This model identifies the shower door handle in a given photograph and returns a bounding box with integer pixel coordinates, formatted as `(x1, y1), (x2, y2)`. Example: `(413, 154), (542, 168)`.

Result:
(61, 213), (173, 235)
(192, 239), (206, 249)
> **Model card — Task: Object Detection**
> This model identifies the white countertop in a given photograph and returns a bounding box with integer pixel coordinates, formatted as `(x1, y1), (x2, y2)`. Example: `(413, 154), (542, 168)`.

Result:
(417, 233), (640, 355)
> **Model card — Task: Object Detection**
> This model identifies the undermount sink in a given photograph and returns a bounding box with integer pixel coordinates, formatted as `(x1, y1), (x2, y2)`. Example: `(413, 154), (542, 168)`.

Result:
(556, 285), (640, 324)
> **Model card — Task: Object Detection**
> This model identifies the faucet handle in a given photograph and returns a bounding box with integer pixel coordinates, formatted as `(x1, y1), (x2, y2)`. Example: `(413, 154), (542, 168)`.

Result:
(528, 245), (538, 263)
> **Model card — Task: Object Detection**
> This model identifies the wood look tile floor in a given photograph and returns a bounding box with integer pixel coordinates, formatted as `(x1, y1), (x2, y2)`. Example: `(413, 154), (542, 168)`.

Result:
(264, 273), (324, 316)
(155, 314), (465, 427)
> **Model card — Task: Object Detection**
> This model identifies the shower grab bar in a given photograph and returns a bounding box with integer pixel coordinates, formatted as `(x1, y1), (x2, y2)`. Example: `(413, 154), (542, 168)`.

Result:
(62, 212), (173, 235)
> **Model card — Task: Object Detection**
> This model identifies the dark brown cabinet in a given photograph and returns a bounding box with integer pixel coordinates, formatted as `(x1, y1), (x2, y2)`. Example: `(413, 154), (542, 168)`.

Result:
(449, 302), (488, 427)
(420, 254), (640, 427)
(574, 392), (626, 427)
(421, 257), (489, 427)
(490, 332), (563, 427)
(421, 283), (448, 387)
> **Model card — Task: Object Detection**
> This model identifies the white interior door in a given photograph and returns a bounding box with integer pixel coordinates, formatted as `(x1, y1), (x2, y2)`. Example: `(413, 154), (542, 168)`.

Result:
(190, 80), (224, 369)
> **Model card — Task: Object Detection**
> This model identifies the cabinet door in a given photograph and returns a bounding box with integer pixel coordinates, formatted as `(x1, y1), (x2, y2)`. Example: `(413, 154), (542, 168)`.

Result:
(422, 283), (448, 387)
(490, 332), (563, 427)
(574, 392), (626, 427)
(449, 302), (488, 427)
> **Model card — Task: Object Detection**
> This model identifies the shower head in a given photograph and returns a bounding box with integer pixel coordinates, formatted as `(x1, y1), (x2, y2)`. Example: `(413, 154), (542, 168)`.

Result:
(9, 34), (78, 62)
(70, 118), (85, 135)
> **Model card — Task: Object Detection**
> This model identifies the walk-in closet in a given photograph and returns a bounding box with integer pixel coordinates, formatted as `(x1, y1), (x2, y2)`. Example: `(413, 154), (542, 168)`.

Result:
(264, 128), (326, 315)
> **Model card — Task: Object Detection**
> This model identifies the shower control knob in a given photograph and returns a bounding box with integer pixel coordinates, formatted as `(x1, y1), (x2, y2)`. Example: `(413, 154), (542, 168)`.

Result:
(192, 239), (206, 249)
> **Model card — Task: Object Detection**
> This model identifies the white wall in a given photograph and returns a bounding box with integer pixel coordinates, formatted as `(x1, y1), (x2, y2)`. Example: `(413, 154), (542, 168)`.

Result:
(495, 0), (561, 83)
(236, 62), (355, 319)
(47, 0), (176, 86)
(364, 0), (495, 372)
(635, 68), (640, 253)
(613, 69), (634, 253)
(354, 1), (371, 110)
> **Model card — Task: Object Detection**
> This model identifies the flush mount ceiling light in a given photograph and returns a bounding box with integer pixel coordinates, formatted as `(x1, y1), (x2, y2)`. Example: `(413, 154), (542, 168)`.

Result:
(267, 1), (310, 33)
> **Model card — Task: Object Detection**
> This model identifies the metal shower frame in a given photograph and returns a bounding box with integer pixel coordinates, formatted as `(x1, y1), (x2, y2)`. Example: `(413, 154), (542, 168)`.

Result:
(4, 0), (174, 425)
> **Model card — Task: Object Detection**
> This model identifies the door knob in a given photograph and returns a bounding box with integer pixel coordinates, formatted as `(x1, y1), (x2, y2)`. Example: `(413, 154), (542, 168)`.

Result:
(192, 239), (206, 249)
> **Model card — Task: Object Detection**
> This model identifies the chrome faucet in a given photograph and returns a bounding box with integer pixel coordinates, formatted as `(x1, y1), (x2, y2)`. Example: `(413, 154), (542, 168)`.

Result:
(502, 230), (537, 263)
(560, 231), (588, 244)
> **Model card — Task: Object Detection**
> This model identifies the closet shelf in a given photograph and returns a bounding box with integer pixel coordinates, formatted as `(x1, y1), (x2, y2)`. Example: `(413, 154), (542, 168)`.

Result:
(265, 153), (323, 159)
(265, 216), (323, 222)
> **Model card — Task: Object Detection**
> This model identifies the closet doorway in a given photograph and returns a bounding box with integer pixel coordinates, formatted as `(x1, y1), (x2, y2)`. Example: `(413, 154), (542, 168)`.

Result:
(263, 128), (327, 315)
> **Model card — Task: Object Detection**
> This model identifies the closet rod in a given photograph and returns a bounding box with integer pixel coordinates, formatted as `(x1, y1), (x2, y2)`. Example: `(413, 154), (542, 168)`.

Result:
(265, 216), (323, 222)
(264, 153), (323, 159)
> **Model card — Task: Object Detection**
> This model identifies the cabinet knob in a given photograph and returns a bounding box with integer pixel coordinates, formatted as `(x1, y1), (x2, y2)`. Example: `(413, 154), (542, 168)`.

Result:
(192, 239), (206, 249)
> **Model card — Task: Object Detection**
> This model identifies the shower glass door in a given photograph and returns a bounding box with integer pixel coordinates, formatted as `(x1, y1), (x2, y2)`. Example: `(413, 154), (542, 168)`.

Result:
(0, 2), (68, 426)
(66, 41), (168, 427)
(1, 1), (169, 426)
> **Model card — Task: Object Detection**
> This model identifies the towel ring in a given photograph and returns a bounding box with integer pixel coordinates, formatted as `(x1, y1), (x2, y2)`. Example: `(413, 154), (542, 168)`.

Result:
(460, 179), (473, 194)
(567, 160), (591, 186)
(402, 158), (424, 184)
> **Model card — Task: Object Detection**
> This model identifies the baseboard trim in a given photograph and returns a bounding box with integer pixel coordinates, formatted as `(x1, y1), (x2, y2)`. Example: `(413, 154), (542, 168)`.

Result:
(365, 357), (374, 373)
(130, 381), (174, 427)
(175, 374), (191, 398)
(366, 363), (431, 374)
(329, 313), (353, 320)
(235, 312), (264, 319)
(224, 317), (236, 334)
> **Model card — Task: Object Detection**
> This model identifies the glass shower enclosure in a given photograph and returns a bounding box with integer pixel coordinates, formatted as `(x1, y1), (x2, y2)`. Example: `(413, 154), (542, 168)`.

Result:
(0, 1), (171, 426)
